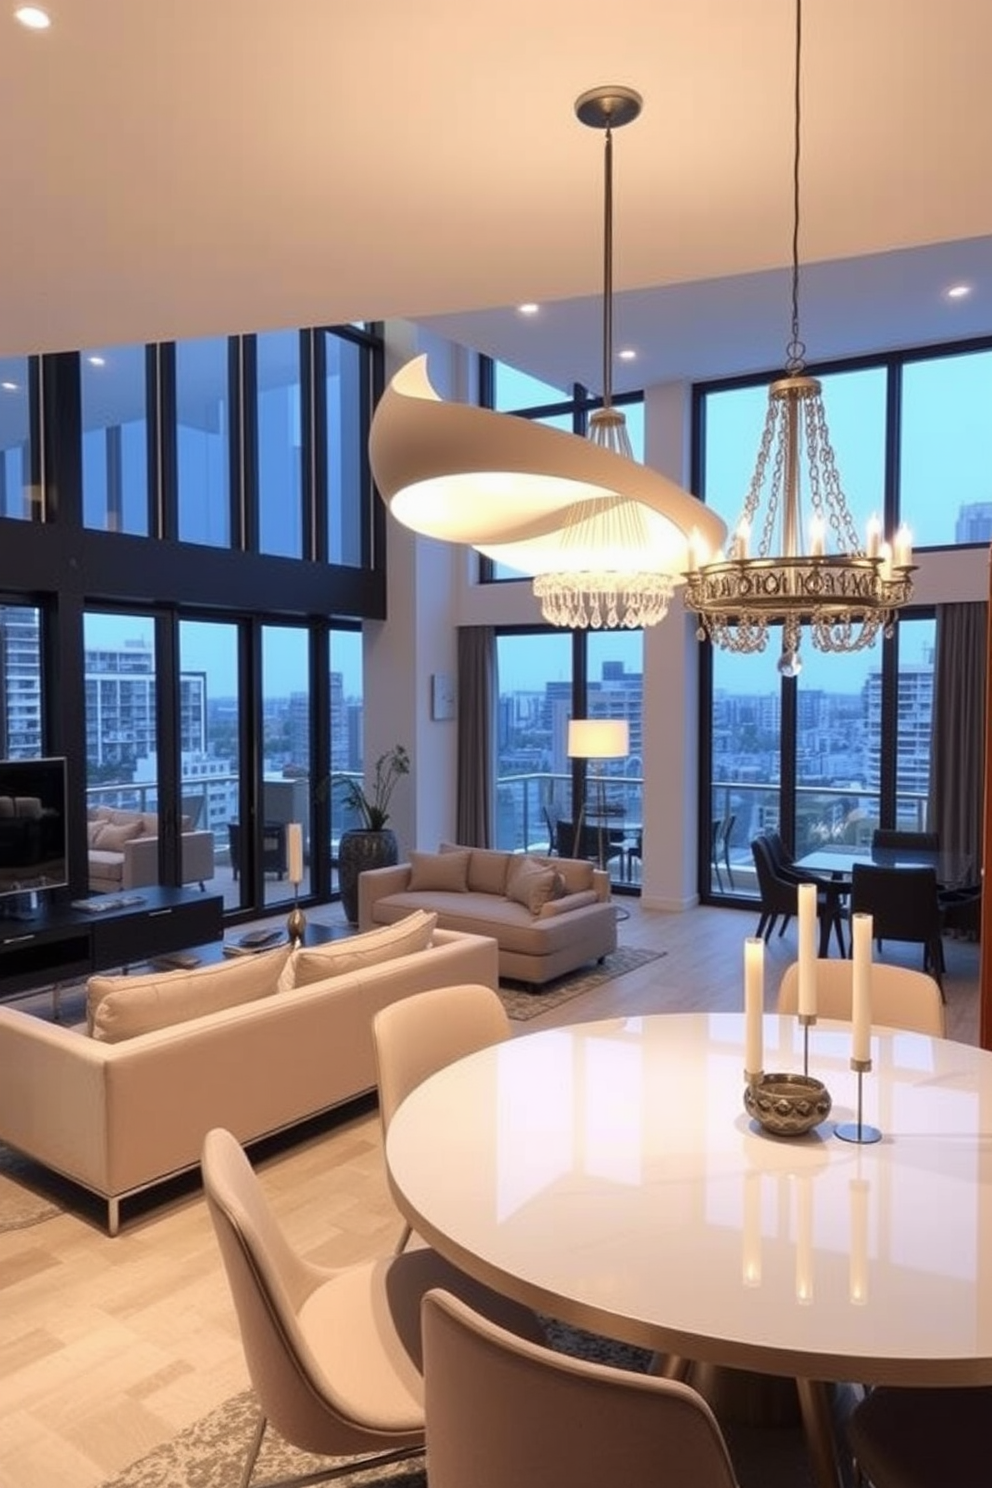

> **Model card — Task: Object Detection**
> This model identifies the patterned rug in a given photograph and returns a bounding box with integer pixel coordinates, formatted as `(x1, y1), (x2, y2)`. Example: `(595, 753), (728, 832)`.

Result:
(96, 1322), (824, 1488)
(498, 944), (665, 1020)
(0, 1141), (62, 1234)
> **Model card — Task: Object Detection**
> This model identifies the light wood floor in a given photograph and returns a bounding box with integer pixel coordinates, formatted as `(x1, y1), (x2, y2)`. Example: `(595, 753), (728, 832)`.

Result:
(0, 900), (980, 1488)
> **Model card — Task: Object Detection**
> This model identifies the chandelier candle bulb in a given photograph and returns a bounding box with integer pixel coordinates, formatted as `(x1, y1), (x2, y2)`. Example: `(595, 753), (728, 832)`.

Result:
(851, 913), (873, 1064)
(808, 515), (825, 558)
(866, 515), (882, 559)
(894, 524), (913, 569)
(286, 823), (304, 886)
(797, 882), (817, 1017)
(744, 936), (765, 1080)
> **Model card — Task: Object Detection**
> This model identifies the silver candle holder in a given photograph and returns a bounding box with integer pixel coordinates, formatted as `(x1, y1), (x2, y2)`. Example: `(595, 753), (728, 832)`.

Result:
(834, 1058), (882, 1144)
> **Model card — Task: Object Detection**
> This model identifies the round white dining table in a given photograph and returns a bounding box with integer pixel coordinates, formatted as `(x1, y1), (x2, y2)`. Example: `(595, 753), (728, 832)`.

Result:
(385, 1011), (992, 1488)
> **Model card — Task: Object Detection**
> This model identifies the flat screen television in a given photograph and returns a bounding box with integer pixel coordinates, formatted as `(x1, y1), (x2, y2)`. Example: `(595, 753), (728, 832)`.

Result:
(0, 756), (69, 900)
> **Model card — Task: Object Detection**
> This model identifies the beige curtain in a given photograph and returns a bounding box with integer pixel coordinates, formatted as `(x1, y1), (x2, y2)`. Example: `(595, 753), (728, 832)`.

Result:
(927, 601), (987, 882)
(456, 627), (495, 847)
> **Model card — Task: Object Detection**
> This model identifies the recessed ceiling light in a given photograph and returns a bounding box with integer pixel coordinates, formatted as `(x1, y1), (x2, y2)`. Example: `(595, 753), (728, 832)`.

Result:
(14, 7), (51, 29)
(617, 348), (637, 361)
(87, 355), (106, 367)
(517, 303), (540, 316)
(946, 284), (972, 300)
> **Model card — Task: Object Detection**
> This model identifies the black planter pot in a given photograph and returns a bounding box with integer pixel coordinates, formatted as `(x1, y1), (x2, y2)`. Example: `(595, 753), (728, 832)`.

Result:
(338, 827), (399, 925)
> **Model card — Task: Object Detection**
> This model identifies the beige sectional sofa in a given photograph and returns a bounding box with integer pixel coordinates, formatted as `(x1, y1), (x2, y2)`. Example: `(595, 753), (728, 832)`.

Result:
(359, 843), (617, 986)
(87, 806), (215, 894)
(0, 915), (497, 1233)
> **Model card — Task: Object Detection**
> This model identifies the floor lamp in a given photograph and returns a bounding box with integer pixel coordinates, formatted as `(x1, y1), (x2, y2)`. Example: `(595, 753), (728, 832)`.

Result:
(566, 719), (630, 870)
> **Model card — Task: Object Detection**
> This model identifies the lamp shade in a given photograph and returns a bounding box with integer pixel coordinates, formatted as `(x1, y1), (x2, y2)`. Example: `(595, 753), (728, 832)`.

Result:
(369, 356), (726, 566)
(567, 718), (630, 759)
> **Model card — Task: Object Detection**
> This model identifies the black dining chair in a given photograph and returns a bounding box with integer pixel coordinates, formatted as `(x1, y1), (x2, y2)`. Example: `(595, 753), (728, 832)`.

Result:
(751, 836), (845, 954)
(849, 863), (946, 997)
(711, 813), (735, 891)
(871, 828), (940, 852)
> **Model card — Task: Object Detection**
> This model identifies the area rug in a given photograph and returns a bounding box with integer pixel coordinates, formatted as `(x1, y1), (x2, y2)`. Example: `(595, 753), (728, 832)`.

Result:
(498, 944), (665, 1020)
(0, 1141), (62, 1233)
(96, 1322), (819, 1488)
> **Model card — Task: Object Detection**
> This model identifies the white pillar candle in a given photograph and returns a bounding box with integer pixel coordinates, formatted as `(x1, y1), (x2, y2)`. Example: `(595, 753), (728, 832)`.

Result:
(797, 882), (817, 1017)
(744, 937), (764, 1079)
(893, 523), (913, 569)
(286, 822), (304, 885)
(851, 912), (873, 1063)
(849, 1177), (869, 1305)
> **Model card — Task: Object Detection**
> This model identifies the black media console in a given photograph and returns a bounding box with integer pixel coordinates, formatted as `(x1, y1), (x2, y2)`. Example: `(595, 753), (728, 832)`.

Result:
(0, 886), (224, 999)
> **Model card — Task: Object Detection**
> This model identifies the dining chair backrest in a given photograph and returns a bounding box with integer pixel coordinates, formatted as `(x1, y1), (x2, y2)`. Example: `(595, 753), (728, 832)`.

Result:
(421, 1287), (741, 1488)
(871, 828), (940, 852)
(751, 835), (794, 908)
(777, 958), (945, 1037)
(373, 983), (510, 1137)
(850, 863), (942, 942)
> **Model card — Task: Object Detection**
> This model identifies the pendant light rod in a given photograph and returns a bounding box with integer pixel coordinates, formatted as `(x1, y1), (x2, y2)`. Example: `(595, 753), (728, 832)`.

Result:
(575, 86), (642, 412)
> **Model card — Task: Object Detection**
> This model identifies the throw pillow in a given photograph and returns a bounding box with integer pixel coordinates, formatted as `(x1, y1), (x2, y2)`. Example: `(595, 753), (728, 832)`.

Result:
(285, 910), (438, 987)
(440, 842), (512, 896)
(92, 819), (145, 851)
(506, 856), (563, 915)
(87, 945), (291, 1042)
(407, 849), (470, 893)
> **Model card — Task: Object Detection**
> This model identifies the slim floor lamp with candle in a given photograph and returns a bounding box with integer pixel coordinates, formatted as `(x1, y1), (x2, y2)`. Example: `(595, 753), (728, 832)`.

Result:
(566, 718), (630, 871)
(285, 822), (306, 943)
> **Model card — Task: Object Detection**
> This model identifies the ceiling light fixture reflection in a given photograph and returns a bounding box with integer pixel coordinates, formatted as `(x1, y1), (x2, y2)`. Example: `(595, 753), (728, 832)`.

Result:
(945, 284), (971, 300)
(517, 303), (540, 316)
(683, 0), (913, 672)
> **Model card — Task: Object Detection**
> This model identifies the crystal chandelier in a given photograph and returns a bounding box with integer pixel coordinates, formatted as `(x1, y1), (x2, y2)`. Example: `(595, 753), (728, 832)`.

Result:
(683, 0), (914, 675)
(530, 85), (674, 630)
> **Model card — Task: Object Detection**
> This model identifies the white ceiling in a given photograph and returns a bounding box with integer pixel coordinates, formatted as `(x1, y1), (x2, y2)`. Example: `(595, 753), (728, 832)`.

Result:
(2, 0), (990, 390)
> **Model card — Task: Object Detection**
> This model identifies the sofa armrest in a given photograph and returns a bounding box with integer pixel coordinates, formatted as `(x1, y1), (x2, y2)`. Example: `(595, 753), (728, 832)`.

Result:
(592, 867), (611, 902)
(180, 829), (215, 885)
(0, 1008), (111, 1191)
(359, 862), (413, 930)
(122, 833), (160, 889)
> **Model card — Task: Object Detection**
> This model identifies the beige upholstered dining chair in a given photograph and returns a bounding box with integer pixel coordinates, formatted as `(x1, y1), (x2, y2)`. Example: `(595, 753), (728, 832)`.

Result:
(373, 982), (511, 1252)
(201, 1126), (543, 1488)
(777, 958), (945, 1037)
(422, 1287), (743, 1488)
(847, 1381), (990, 1488)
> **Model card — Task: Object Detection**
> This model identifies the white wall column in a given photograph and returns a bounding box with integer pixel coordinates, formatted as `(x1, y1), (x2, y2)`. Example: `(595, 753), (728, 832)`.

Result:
(640, 379), (701, 912)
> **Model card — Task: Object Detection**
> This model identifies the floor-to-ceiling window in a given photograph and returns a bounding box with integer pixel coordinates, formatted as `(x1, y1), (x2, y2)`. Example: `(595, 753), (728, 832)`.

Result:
(81, 345), (150, 535)
(0, 359), (36, 521)
(328, 626), (363, 891)
(175, 336), (233, 548)
(260, 625), (311, 907)
(178, 619), (240, 909)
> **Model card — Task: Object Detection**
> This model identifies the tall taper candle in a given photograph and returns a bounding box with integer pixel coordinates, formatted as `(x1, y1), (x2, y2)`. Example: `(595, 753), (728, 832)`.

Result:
(744, 937), (764, 1079)
(797, 881), (817, 1016)
(286, 822), (304, 886)
(851, 912), (873, 1063)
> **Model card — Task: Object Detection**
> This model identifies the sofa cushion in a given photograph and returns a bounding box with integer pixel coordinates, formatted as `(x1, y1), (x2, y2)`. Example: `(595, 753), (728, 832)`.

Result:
(439, 843), (511, 896)
(505, 856), (564, 915)
(408, 849), (470, 893)
(91, 819), (145, 852)
(87, 944), (291, 1043)
(283, 910), (438, 989)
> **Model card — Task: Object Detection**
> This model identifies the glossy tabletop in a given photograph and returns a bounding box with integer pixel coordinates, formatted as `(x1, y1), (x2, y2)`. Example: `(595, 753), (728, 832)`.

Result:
(794, 845), (969, 884)
(386, 1012), (992, 1390)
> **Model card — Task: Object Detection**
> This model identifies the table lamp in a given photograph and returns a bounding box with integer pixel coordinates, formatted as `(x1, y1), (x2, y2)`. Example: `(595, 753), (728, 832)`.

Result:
(566, 718), (630, 869)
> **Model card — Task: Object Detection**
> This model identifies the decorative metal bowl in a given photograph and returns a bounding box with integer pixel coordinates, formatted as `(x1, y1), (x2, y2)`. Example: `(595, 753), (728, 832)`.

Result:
(744, 1073), (832, 1138)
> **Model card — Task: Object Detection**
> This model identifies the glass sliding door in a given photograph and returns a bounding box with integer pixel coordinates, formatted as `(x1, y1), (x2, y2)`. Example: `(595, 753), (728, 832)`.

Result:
(178, 619), (239, 908)
(795, 647), (878, 855)
(83, 611), (160, 891)
(587, 630), (643, 887)
(710, 645), (784, 899)
(495, 632), (573, 853)
(894, 617), (935, 832)
(260, 625), (310, 906)
(329, 626), (363, 892)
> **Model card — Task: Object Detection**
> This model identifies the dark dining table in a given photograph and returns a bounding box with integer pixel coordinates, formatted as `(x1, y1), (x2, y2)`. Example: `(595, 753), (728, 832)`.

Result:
(793, 845), (972, 956)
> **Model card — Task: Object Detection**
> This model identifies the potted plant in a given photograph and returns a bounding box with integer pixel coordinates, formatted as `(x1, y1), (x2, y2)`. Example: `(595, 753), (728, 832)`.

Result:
(335, 745), (410, 924)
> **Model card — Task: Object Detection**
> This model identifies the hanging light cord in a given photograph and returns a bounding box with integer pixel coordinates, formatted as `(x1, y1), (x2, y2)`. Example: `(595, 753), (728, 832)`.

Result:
(602, 118), (614, 410)
(786, 0), (806, 375)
